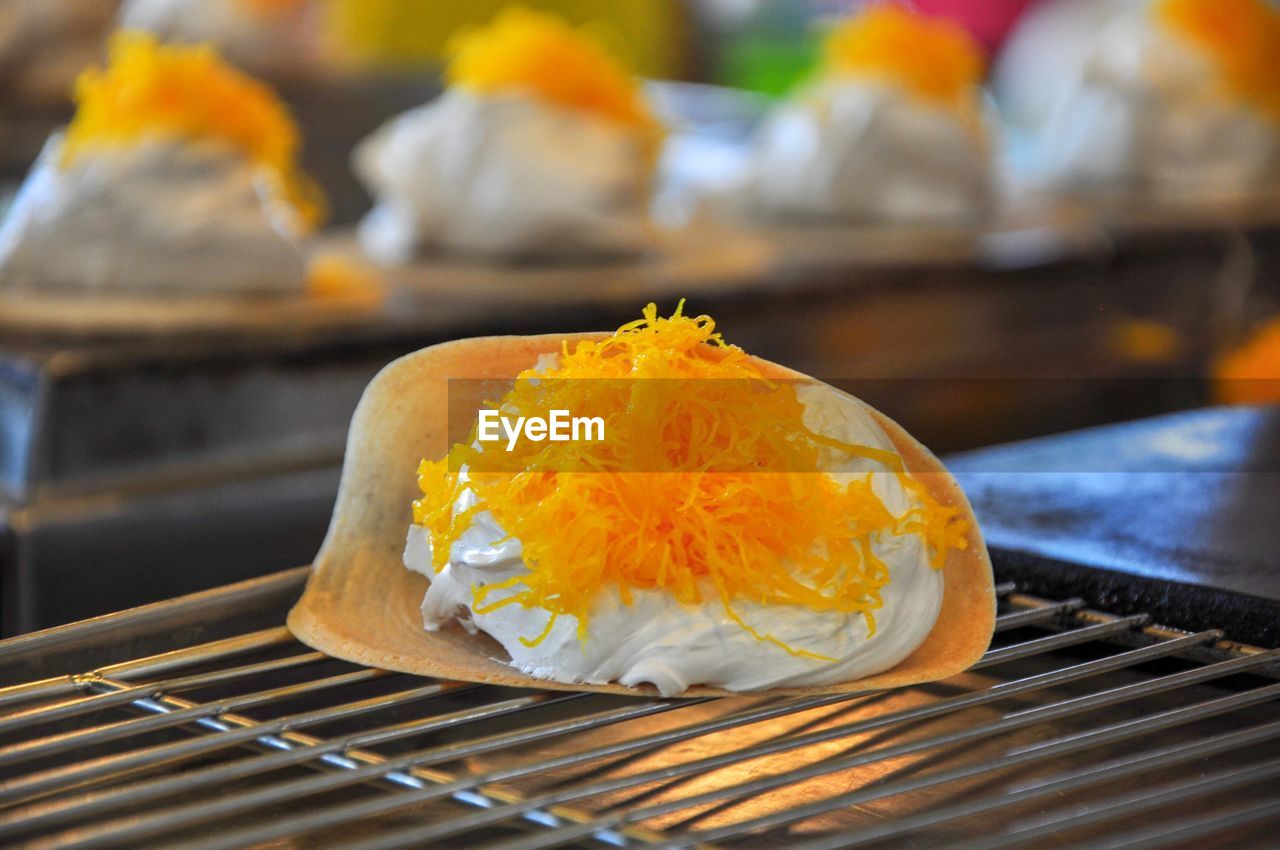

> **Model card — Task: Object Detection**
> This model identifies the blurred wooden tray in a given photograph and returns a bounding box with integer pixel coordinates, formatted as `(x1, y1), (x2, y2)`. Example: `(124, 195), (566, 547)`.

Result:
(0, 287), (386, 336)
(317, 221), (777, 309)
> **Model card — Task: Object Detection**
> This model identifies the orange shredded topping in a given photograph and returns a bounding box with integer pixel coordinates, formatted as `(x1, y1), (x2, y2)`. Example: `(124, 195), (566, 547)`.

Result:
(1157, 0), (1280, 123)
(62, 31), (326, 230)
(413, 303), (968, 656)
(1214, 319), (1280, 405)
(446, 7), (662, 156)
(822, 4), (986, 111)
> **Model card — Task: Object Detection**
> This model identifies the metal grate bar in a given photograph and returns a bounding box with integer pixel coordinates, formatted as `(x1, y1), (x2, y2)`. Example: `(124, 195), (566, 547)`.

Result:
(18, 695), (700, 850)
(26, 703), (674, 850)
(785, 717), (1280, 850)
(48, 694), (868, 850)
(0, 680), (466, 805)
(0, 691), (578, 841)
(188, 630), (1239, 850)
(971, 615), (1150, 668)
(991, 599), (1083, 632)
(949, 754), (1280, 850)
(0, 628), (296, 711)
(1065, 797), (1280, 850)
(0, 667), (390, 769)
(0, 651), (327, 735)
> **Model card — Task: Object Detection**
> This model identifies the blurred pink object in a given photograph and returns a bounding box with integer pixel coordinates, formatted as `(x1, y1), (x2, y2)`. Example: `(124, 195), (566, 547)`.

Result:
(911, 0), (1037, 54)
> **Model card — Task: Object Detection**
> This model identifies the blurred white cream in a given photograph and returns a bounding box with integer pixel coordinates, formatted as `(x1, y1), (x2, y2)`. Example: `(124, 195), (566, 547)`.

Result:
(725, 78), (992, 223)
(353, 90), (655, 263)
(999, 0), (1280, 200)
(0, 135), (309, 296)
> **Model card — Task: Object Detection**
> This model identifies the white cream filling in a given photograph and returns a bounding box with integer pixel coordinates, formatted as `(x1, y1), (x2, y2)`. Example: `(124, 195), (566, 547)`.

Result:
(353, 89), (654, 262)
(402, 382), (944, 697)
(0, 133), (309, 296)
(726, 78), (991, 223)
(1028, 7), (1280, 199)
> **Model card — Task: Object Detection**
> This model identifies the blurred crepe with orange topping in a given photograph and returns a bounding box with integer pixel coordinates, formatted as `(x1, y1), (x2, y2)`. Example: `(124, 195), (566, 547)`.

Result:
(289, 304), (995, 697)
(724, 5), (992, 224)
(1021, 0), (1280, 201)
(352, 7), (663, 262)
(0, 32), (326, 298)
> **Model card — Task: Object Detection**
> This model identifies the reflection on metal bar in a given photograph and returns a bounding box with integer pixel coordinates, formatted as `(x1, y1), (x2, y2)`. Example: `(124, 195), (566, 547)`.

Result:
(0, 627), (296, 710)
(991, 599), (1083, 632)
(0, 651), (326, 735)
(952, 755), (1280, 850)
(1070, 797), (1280, 850)
(0, 667), (389, 769)
(790, 719), (1280, 850)
(0, 691), (572, 840)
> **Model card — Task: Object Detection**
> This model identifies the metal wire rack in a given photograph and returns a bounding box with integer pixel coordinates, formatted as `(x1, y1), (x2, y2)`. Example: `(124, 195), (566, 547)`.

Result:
(0, 574), (1278, 850)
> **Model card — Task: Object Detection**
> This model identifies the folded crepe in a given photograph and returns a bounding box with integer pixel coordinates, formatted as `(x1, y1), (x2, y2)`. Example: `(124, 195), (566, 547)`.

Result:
(290, 316), (995, 697)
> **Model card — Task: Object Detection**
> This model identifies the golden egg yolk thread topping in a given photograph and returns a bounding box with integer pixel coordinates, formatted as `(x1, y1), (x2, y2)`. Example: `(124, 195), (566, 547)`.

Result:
(1157, 0), (1280, 124)
(62, 31), (326, 230)
(413, 302), (968, 658)
(446, 7), (663, 158)
(821, 3), (985, 112)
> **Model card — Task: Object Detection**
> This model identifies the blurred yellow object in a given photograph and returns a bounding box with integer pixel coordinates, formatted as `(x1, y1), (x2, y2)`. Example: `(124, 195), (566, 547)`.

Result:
(1157, 0), (1280, 123)
(446, 7), (660, 147)
(306, 253), (386, 304)
(239, 0), (309, 13)
(1214, 319), (1280, 405)
(63, 31), (326, 230)
(321, 0), (685, 79)
(1109, 319), (1181, 364)
(822, 4), (986, 111)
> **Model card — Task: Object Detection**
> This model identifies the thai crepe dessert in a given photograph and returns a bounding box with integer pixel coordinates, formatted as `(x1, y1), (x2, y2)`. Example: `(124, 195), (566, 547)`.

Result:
(728, 4), (992, 223)
(0, 32), (326, 297)
(1023, 0), (1280, 200)
(391, 304), (993, 696)
(352, 7), (663, 263)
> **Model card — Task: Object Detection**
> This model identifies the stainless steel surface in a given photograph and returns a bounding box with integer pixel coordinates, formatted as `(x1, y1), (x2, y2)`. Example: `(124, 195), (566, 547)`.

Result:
(0, 571), (1276, 849)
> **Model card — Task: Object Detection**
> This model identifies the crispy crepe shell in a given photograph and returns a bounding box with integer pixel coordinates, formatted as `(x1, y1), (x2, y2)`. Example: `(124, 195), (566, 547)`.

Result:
(288, 333), (996, 697)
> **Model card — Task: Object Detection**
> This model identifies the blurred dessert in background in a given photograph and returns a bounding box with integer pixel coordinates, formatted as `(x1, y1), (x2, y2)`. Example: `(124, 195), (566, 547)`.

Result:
(0, 32), (325, 297)
(1215, 317), (1280, 405)
(352, 6), (664, 263)
(722, 3), (992, 224)
(117, 0), (321, 77)
(1004, 0), (1280, 203)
